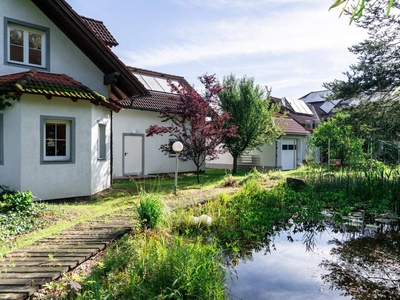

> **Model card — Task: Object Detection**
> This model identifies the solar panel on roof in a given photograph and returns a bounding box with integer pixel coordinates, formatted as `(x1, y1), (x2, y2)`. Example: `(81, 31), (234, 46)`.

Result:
(132, 73), (151, 90)
(296, 99), (313, 115)
(320, 100), (340, 114)
(141, 75), (165, 92)
(155, 77), (171, 93)
(286, 98), (313, 115)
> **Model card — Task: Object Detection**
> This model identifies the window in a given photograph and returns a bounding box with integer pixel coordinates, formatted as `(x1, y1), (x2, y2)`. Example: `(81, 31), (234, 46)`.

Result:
(0, 114), (3, 165)
(41, 116), (75, 163)
(98, 123), (106, 160)
(5, 18), (49, 69)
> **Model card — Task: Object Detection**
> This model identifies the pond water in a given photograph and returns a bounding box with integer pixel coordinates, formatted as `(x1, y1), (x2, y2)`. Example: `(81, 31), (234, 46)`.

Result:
(225, 219), (400, 300)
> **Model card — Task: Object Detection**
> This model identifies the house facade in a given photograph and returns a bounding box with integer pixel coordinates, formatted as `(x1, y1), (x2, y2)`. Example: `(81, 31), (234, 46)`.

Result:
(206, 116), (310, 171)
(112, 67), (201, 177)
(0, 0), (200, 200)
(0, 0), (137, 200)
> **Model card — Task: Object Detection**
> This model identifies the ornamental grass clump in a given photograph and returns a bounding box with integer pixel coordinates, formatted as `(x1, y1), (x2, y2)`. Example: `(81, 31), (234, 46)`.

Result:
(136, 192), (164, 229)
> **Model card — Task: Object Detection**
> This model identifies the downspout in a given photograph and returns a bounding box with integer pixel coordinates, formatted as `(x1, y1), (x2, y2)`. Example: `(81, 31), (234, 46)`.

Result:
(275, 141), (278, 169)
(110, 110), (113, 187)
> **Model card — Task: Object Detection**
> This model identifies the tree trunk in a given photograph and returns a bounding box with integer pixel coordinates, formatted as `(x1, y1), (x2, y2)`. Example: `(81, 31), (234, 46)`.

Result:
(196, 166), (200, 183)
(232, 156), (238, 174)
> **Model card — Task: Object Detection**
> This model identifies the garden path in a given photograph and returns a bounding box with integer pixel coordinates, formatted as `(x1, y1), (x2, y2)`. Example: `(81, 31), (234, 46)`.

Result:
(0, 211), (134, 300)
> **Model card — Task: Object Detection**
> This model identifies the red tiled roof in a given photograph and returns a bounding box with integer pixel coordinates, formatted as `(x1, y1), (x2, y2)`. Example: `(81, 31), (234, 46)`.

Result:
(117, 67), (194, 111)
(81, 16), (118, 47)
(30, 0), (148, 98)
(119, 91), (180, 112)
(0, 69), (122, 112)
(276, 115), (310, 136)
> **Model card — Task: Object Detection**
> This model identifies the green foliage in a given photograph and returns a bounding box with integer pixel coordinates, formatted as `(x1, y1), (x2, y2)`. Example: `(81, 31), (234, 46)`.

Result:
(310, 113), (366, 167)
(0, 93), (20, 111)
(0, 185), (48, 242)
(136, 193), (165, 229)
(218, 74), (285, 173)
(0, 185), (33, 212)
(78, 235), (226, 300)
(329, 0), (394, 23)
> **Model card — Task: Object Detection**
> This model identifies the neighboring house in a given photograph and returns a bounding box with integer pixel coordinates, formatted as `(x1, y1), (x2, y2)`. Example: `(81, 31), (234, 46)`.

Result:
(271, 96), (321, 132)
(299, 90), (352, 121)
(112, 67), (201, 177)
(206, 115), (310, 171)
(0, 0), (200, 200)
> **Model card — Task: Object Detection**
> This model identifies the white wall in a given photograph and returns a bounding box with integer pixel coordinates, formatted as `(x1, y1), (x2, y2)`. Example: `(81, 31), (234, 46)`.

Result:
(0, 0), (107, 96)
(91, 106), (111, 194)
(207, 135), (308, 170)
(1, 94), (111, 200)
(113, 109), (201, 177)
(0, 104), (22, 189)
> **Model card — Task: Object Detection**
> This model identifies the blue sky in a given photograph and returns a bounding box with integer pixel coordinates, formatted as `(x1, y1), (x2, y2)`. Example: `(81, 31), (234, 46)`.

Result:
(67, 0), (366, 98)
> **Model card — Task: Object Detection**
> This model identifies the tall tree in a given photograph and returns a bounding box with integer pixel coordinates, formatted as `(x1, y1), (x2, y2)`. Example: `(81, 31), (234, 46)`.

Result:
(146, 74), (236, 183)
(218, 74), (284, 174)
(324, 0), (400, 164)
(325, 0), (400, 99)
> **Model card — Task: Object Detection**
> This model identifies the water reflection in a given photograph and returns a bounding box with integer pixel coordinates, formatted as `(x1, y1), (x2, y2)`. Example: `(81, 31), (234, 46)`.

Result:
(225, 219), (400, 300)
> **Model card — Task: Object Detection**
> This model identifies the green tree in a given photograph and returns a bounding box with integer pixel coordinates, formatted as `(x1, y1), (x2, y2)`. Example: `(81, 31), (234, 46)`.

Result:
(218, 74), (284, 174)
(325, 0), (400, 99)
(330, 0), (394, 23)
(311, 113), (365, 167)
(324, 0), (400, 164)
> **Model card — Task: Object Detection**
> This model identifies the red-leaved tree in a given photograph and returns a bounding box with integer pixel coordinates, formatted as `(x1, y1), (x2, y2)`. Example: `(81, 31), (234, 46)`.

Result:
(146, 74), (237, 183)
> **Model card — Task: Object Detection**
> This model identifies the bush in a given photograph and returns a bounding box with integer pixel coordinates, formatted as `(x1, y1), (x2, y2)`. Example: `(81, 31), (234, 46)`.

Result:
(0, 185), (33, 212)
(136, 193), (164, 229)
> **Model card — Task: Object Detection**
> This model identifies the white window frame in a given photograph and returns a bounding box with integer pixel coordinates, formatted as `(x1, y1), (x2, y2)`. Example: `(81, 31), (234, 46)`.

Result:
(4, 18), (49, 69)
(40, 116), (75, 164)
(98, 123), (107, 160)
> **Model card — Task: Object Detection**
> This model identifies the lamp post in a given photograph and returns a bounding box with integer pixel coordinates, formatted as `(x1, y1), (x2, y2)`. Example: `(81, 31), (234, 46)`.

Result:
(172, 141), (183, 195)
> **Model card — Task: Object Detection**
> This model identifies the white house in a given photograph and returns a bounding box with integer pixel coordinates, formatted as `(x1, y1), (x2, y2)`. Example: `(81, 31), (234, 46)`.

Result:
(206, 115), (310, 171)
(0, 0), (199, 200)
(111, 67), (201, 177)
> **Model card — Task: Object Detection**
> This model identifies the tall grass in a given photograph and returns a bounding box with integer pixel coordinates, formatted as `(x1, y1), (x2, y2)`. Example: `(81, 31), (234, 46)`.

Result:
(78, 234), (226, 300)
(304, 166), (400, 214)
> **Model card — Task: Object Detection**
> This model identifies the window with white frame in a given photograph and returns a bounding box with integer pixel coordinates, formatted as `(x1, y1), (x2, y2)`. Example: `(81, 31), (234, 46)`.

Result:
(98, 123), (106, 160)
(0, 114), (3, 165)
(41, 116), (75, 163)
(5, 19), (49, 68)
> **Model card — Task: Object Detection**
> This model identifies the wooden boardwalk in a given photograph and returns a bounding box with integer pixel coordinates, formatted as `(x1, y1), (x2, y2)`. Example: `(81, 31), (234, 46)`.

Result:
(0, 213), (134, 300)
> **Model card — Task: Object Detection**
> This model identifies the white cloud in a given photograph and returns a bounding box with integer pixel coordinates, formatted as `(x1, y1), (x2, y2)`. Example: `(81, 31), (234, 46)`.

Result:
(118, 6), (365, 70)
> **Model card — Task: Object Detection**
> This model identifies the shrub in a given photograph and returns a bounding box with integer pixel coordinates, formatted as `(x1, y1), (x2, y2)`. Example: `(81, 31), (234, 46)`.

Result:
(0, 185), (33, 212)
(136, 193), (164, 229)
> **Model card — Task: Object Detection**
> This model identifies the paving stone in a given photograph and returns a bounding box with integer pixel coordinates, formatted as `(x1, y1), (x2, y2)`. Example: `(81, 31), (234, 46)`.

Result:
(0, 272), (60, 281)
(0, 292), (27, 300)
(0, 212), (135, 300)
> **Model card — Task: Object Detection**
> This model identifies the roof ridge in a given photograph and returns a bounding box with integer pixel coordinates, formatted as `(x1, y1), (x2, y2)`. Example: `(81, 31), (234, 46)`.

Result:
(128, 66), (185, 80)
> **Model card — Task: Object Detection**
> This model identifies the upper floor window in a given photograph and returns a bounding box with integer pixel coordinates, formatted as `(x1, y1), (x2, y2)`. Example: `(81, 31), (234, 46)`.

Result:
(5, 18), (49, 69)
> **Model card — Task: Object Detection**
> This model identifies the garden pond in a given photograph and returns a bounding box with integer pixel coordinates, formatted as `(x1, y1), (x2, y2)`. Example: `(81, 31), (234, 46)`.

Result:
(225, 211), (400, 300)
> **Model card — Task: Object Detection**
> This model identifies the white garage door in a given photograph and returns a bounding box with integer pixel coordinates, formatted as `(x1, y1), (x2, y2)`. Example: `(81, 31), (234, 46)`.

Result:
(281, 139), (296, 170)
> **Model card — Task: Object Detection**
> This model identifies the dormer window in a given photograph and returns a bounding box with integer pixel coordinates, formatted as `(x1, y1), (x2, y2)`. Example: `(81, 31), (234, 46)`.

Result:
(5, 19), (49, 69)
